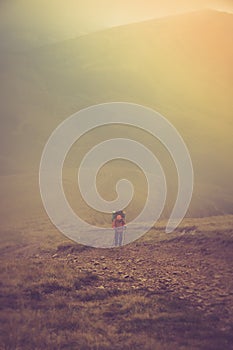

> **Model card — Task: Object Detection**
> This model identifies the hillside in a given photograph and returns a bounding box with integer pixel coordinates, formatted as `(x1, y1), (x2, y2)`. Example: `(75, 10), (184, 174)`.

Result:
(1, 215), (233, 349)
(0, 11), (233, 348)
(0, 10), (232, 222)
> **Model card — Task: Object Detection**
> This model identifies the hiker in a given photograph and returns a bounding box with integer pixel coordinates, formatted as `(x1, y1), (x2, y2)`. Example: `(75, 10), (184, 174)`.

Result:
(112, 211), (126, 247)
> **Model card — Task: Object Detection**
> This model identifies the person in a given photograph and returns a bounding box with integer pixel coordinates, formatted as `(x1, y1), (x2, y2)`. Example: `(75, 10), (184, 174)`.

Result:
(112, 213), (126, 247)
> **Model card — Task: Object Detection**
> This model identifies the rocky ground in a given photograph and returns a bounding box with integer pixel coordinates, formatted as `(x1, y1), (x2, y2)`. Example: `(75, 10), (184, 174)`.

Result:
(1, 216), (233, 349)
(57, 231), (233, 331)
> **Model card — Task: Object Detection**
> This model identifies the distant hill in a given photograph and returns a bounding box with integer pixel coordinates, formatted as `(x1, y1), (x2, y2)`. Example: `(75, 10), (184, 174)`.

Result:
(0, 9), (232, 220)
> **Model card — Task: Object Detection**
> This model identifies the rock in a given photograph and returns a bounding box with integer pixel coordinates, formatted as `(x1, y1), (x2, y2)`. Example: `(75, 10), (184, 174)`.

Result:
(139, 278), (147, 282)
(218, 293), (230, 297)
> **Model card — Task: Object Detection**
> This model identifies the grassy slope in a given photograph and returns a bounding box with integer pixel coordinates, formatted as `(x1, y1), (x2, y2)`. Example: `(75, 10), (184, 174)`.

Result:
(1, 215), (233, 349)
(0, 10), (232, 219)
(1, 10), (233, 350)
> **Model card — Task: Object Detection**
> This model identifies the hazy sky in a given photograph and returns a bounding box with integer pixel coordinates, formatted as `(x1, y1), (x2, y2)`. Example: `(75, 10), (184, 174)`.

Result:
(0, 0), (233, 50)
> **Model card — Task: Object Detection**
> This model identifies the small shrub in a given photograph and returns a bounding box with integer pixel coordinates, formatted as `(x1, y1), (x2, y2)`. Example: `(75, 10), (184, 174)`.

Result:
(73, 272), (99, 289)
(57, 243), (92, 254)
(41, 281), (72, 294)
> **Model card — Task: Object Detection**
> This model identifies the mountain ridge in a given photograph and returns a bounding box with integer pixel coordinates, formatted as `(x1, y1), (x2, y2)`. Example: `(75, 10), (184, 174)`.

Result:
(28, 8), (233, 53)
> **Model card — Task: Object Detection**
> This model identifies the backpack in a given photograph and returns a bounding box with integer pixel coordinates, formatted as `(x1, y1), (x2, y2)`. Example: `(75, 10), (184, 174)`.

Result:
(112, 210), (126, 222)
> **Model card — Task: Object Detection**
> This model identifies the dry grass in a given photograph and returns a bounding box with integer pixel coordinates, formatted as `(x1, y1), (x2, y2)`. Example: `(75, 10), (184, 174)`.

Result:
(1, 216), (233, 349)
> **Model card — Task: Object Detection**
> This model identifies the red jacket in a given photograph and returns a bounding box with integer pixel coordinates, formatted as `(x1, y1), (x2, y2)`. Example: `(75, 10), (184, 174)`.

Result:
(112, 218), (125, 228)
